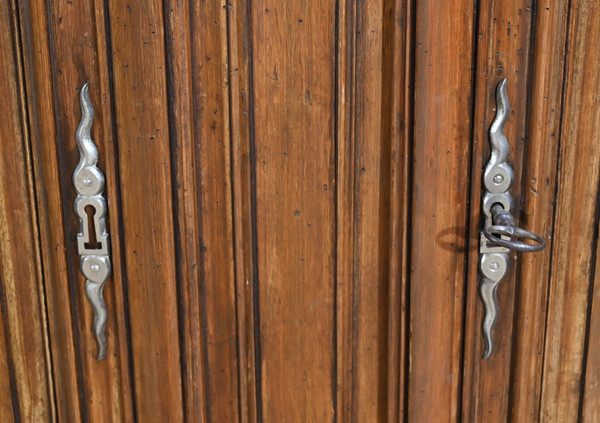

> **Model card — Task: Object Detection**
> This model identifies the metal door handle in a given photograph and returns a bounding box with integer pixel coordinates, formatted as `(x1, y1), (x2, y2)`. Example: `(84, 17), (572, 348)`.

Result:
(479, 79), (545, 359)
(73, 82), (111, 360)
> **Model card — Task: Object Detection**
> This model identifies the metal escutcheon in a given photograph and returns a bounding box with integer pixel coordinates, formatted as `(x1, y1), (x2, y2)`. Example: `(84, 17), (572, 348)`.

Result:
(478, 79), (545, 359)
(73, 82), (111, 360)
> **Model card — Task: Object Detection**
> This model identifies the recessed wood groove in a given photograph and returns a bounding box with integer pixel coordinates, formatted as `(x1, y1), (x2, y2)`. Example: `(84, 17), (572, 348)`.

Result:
(246, 1), (263, 417)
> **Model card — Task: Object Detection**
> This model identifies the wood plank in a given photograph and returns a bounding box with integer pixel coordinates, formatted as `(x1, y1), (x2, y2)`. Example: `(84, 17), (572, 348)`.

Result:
(335, 0), (412, 420)
(582, 224), (600, 421)
(408, 0), (475, 420)
(250, 1), (336, 420)
(163, 1), (208, 420)
(461, 1), (536, 421)
(227, 1), (259, 421)
(18, 2), (84, 419)
(106, 1), (183, 419)
(509, 1), (570, 420)
(383, 0), (412, 419)
(0, 1), (53, 421)
(39, 1), (135, 420)
(540, 0), (600, 421)
(166, 1), (251, 419)
(350, 0), (389, 418)
(0, 305), (15, 422)
(179, 1), (240, 420)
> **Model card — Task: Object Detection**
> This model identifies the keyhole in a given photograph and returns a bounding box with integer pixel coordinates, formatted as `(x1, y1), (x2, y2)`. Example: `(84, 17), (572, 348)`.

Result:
(84, 205), (102, 250)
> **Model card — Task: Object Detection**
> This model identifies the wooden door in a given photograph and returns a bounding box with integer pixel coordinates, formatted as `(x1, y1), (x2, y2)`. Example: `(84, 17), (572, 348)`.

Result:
(0, 0), (599, 421)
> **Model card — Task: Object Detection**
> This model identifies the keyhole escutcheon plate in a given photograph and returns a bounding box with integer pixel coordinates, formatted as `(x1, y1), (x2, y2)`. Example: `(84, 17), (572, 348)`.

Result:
(73, 82), (111, 360)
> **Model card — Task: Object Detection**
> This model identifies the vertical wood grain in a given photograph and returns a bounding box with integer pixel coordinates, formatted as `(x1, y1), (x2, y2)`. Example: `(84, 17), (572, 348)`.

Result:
(17, 2), (83, 419)
(173, 0), (240, 420)
(227, 0), (259, 421)
(509, 1), (570, 420)
(106, 1), (183, 419)
(0, 307), (15, 422)
(349, 0), (389, 419)
(461, 1), (536, 421)
(0, 1), (52, 420)
(582, 229), (600, 421)
(383, 0), (412, 419)
(334, 0), (413, 420)
(540, 0), (600, 421)
(408, 0), (475, 420)
(335, 1), (356, 419)
(250, 1), (337, 420)
(163, 1), (208, 420)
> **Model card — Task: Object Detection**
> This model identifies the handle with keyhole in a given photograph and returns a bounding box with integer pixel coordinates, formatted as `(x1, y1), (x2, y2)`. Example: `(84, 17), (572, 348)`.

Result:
(73, 82), (111, 360)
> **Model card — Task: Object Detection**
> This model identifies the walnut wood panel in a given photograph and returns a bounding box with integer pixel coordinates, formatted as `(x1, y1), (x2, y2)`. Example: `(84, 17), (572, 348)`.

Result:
(335, 0), (412, 420)
(510, 1), (570, 420)
(189, 1), (240, 418)
(17, 2), (83, 419)
(583, 228), (600, 421)
(408, 0), (475, 420)
(0, 307), (14, 422)
(167, 0), (240, 420)
(250, 1), (336, 420)
(540, 0), (600, 421)
(334, 1), (355, 419)
(226, 1), (259, 421)
(0, 1), (52, 420)
(461, 1), (535, 421)
(106, 1), (183, 419)
(162, 1), (208, 421)
(382, 0), (412, 418)
(3, 1), (600, 421)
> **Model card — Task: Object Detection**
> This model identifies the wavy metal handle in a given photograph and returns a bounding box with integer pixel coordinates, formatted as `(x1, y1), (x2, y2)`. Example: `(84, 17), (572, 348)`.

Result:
(479, 79), (545, 359)
(73, 82), (111, 360)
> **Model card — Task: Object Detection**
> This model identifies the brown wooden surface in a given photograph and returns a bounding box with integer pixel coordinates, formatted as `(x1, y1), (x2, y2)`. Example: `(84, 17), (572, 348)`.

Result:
(0, 305), (15, 422)
(337, 0), (412, 420)
(227, 1), (259, 421)
(2, 0), (600, 421)
(0, 1), (52, 420)
(540, 1), (600, 421)
(18, 1), (83, 419)
(250, 1), (336, 420)
(163, 1), (209, 420)
(584, 229), (600, 422)
(510, 1), (570, 420)
(106, 0), (184, 419)
(186, 1), (240, 420)
(408, 0), (475, 421)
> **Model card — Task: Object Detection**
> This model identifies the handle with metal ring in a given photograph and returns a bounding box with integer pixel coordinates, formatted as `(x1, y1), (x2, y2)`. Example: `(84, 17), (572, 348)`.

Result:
(483, 204), (545, 253)
(478, 79), (545, 359)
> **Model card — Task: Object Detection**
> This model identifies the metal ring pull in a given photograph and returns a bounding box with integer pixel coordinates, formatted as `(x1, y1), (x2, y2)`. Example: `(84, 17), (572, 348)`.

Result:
(483, 205), (545, 253)
(478, 79), (545, 359)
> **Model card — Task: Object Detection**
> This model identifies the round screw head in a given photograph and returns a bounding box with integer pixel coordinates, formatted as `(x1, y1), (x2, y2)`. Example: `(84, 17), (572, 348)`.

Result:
(493, 174), (504, 184)
(90, 264), (100, 272)
(489, 262), (500, 271)
(82, 177), (92, 186)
